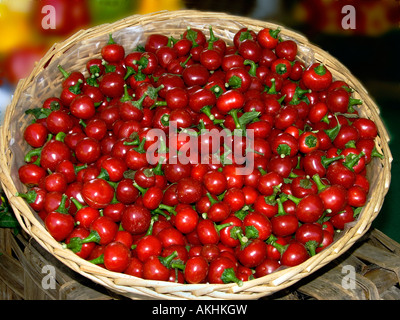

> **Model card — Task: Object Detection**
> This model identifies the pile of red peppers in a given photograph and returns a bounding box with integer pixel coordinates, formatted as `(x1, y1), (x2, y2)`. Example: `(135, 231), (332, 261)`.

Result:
(16, 25), (384, 286)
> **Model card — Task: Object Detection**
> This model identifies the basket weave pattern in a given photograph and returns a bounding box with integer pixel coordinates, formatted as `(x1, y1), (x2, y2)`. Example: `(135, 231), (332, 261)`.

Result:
(0, 10), (392, 300)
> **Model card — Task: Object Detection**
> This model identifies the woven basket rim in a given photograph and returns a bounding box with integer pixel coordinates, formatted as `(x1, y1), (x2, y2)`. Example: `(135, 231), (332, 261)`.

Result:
(0, 9), (393, 300)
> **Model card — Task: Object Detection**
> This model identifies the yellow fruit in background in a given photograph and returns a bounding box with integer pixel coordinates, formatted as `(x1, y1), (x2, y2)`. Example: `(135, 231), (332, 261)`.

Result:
(0, 3), (33, 54)
(137, 0), (184, 15)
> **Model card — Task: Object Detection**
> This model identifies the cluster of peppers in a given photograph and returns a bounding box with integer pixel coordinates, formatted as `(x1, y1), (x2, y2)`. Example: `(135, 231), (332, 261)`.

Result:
(16, 25), (384, 285)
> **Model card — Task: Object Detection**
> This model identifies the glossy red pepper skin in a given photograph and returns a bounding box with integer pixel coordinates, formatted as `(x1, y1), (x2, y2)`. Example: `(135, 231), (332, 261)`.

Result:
(15, 24), (384, 285)
(302, 63), (332, 92)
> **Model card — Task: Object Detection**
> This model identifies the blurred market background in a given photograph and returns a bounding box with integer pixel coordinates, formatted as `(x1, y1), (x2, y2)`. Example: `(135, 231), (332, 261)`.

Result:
(0, 0), (399, 240)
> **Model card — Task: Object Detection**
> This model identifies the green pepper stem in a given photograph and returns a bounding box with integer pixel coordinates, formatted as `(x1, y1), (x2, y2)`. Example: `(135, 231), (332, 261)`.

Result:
(55, 131), (66, 142)
(120, 84), (133, 102)
(371, 147), (384, 159)
(96, 168), (110, 181)
(133, 181), (147, 195)
(227, 75), (242, 89)
(168, 36), (178, 47)
(270, 239), (288, 255)
(229, 108), (243, 131)
(221, 268), (243, 286)
(230, 226), (248, 247)
(244, 225), (259, 240)
(207, 26), (219, 50)
(74, 164), (87, 174)
(275, 197), (288, 216)
(263, 184), (281, 207)
(55, 194), (69, 214)
(152, 156), (165, 176)
(275, 63), (287, 77)
(312, 174), (328, 192)
(206, 192), (218, 206)
(132, 92), (147, 111)
(159, 251), (178, 268)
(266, 234), (277, 244)
(321, 154), (345, 167)
(321, 114), (329, 124)
(277, 94), (286, 105)
(316, 210), (329, 225)
(24, 148), (42, 164)
(107, 33), (116, 45)
(258, 167), (267, 175)
(89, 65), (101, 78)
(158, 204), (177, 216)
(134, 137), (147, 154)
(266, 78), (277, 95)
(64, 230), (100, 253)
(243, 59), (257, 77)
(314, 63), (327, 76)
(123, 138), (140, 146)
(185, 27), (199, 47)
(25, 107), (52, 119)
(215, 222), (234, 233)
(16, 189), (38, 203)
(152, 208), (172, 220)
(124, 66), (136, 80)
(161, 113), (170, 127)
(89, 253), (104, 265)
(305, 240), (319, 256)
(84, 230), (101, 244)
(296, 87), (311, 97)
(145, 215), (159, 236)
(70, 197), (85, 211)
(211, 84), (224, 99)
(348, 98), (363, 113)
(170, 260), (185, 271)
(201, 105), (215, 121)
(343, 151), (365, 171)
(233, 205), (250, 220)
(180, 54), (192, 68)
(269, 27), (280, 39)
(324, 114), (341, 141)
(345, 140), (357, 149)
(353, 206), (363, 218)
(57, 65), (70, 79)
(68, 79), (83, 95)
(286, 194), (301, 206)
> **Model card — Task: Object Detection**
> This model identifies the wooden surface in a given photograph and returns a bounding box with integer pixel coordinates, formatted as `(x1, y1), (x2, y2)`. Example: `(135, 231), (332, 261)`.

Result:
(267, 228), (400, 300)
(0, 228), (115, 300)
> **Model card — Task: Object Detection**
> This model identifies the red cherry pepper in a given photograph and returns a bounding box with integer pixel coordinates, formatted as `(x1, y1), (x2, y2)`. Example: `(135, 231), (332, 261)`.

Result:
(302, 63), (332, 92)
(44, 194), (75, 242)
(207, 256), (243, 286)
(257, 27), (280, 49)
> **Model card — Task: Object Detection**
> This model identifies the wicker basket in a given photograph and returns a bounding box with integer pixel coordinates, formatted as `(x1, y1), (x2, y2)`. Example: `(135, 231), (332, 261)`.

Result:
(0, 228), (117, 300)
(0, 10), (393, 300)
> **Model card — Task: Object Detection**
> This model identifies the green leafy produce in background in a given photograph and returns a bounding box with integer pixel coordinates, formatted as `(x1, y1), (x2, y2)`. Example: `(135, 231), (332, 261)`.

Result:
(0, 192), (20, 235)
(89, 0), (138, 24)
